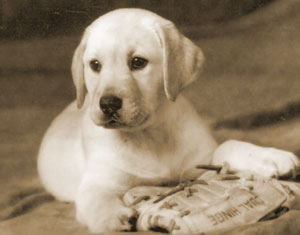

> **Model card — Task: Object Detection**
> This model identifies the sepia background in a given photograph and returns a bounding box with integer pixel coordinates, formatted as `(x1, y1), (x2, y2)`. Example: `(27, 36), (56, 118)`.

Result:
(1, 0), (300, 234)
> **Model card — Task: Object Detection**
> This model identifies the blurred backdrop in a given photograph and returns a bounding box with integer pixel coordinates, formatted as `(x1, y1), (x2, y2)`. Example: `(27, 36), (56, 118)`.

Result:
(1, 0), (273, 38)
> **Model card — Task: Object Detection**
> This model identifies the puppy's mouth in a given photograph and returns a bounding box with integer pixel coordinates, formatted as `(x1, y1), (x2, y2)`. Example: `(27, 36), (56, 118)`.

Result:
(104, 117), (149, 129)
(91, 109), (150, 130)
(103, 119), (125, 129)
(102, 114), (149, 130)
(101, 113), (126, 129)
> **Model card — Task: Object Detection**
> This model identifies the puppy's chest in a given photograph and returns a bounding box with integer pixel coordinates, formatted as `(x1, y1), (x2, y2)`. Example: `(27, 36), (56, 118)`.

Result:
(120, 130), (176, 157)
(118, 136), (186, 179)
(90, 129), (189, 180)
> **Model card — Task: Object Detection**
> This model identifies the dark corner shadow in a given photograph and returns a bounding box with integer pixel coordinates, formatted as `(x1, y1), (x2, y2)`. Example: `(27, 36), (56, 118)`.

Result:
(214, 101), (300, 130)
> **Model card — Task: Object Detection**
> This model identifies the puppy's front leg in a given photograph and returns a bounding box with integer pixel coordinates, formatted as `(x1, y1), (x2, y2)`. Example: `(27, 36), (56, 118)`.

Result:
(212, 140), (300, 178)
(75, 169), (136, 233)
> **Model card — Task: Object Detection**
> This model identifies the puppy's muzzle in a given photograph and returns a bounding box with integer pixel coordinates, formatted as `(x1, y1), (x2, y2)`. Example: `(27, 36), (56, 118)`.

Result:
(100, 95), (122, 117)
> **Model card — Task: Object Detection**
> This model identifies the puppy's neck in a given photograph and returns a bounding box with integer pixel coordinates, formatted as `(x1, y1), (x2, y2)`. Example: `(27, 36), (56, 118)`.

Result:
(117, 119), (175, 152)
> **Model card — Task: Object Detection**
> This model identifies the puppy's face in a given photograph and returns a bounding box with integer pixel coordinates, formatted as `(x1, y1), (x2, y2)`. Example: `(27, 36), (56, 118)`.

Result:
(72, 9), (205, 131)
(83, 15), (166, 130)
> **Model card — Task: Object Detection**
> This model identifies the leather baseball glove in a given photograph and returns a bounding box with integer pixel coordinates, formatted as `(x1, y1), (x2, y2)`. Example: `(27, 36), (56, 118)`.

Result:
(123, 164), (300, 234)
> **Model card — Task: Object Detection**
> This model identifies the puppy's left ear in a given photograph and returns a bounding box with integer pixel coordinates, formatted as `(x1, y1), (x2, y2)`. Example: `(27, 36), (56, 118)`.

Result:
(154, 22), (205, 101)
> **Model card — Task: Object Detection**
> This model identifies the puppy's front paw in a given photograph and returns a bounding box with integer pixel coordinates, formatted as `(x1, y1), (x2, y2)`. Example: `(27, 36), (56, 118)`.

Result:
(213, 140), (300, 179)
(76, 193), (137, 233)
(262, 148), (300, 178)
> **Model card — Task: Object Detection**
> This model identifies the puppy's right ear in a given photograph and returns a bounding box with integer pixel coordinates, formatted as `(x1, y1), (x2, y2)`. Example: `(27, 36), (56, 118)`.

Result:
(71, 32), (88, 109)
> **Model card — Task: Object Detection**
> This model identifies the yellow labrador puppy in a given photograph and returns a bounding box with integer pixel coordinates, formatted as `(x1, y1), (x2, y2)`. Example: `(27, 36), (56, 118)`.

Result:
(38, 8), (299, 233)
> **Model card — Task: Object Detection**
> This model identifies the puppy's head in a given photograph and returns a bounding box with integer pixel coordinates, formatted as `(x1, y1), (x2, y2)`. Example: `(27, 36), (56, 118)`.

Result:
(72, 8), (204, 130)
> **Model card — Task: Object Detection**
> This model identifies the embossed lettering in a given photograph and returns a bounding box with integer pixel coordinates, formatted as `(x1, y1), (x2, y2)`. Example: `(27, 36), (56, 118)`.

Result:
(207, 207), (241, 226)
(238, 196), (265, 210)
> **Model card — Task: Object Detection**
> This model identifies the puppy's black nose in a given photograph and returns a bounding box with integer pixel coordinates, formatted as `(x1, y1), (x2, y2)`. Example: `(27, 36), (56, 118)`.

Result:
(100, 95), (122, 116)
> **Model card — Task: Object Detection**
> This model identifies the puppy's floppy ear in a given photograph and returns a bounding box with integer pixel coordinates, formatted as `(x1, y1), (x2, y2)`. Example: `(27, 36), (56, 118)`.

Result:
(154, 22), (205, 101)
(71, 32), (88, 108)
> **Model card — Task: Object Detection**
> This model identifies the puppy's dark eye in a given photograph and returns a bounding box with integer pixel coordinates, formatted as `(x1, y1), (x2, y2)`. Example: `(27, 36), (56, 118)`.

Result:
(90, 60), (101, 72)
(130, 57), (148, 70)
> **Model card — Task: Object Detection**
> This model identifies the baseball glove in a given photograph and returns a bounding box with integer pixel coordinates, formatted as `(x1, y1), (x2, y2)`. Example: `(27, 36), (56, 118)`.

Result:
(123, 164), (300, 234)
